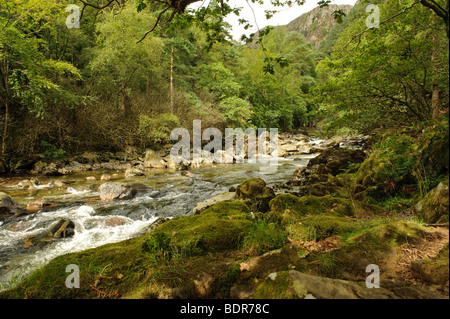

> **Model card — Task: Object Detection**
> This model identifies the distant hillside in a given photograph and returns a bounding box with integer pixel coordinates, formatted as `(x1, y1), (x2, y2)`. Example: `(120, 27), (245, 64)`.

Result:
(286, 4), (353, 48)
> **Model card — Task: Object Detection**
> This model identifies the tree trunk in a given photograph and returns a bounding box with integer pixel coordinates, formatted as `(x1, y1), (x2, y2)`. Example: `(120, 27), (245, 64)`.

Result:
(2, 99), (8, 155)
(1, 57), (9, 155)
(170, 45), (174, 113)
(431, 27), (441, 119)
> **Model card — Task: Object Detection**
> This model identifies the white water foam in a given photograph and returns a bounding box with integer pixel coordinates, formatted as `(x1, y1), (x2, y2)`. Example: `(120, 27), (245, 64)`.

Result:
(0, 205), (158, 290)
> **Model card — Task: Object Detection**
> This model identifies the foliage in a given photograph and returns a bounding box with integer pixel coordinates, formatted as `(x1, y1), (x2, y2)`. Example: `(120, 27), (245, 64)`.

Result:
(314, 0), (449, 134)
(138, 113), (181, 146)
(40, 141), (66, 160)
(375, 134), (417, 181)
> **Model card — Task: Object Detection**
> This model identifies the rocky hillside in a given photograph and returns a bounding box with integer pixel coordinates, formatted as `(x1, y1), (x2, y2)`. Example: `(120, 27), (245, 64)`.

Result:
(286, 4), (353, 48)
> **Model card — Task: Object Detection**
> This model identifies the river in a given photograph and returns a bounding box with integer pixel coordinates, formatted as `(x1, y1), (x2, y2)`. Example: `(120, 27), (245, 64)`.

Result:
(0, 151), (319, 290)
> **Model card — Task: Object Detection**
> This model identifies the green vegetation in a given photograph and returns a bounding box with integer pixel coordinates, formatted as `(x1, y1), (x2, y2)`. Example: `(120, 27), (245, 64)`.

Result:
(241, 219), (287, 254)
(0, 0), (448, 300)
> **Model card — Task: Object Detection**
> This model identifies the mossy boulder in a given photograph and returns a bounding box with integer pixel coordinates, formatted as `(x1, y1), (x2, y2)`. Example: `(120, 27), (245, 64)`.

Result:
(308, 148), (366, 176)
(415, 123), (449, 190)
(331, 221), (428, 280)
(307, 183), (341, 197)
(268, 194), (384, 222)
(414, 178), (449, 223)
(411, 243), (449, 285)
(285, 214), (364, 242)
(151, 201), (252, 252)
(235, 178), (275, 212)
(253, 270), (399, 299)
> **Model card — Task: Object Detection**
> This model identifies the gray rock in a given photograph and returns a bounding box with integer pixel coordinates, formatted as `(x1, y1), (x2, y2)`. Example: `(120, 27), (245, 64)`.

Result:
(98, 182), (137, 201)
(125, 167), (145, 177)
(414, 178), (449, 223)
(143, 150), (166, 169)
(193, 192), (236, 214)
(0, 192), (23, 222)
(253, 270), (446, 299)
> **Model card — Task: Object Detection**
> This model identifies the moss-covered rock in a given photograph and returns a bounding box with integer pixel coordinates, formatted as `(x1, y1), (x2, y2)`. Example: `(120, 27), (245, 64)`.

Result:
(268, 194), (384, 222)
(253, 270), (401, 299)
(285, 214), (364, 242)
(308, 148), (366, 176)
(411, 243), (449, 285)
(235, 178), (266, 199)
(415, 122), (449, 190)
(331, 221), (428, 280)
(414, 178), (449, 223)
(152, 201), (252, 252)
(234, 178), (275, 212)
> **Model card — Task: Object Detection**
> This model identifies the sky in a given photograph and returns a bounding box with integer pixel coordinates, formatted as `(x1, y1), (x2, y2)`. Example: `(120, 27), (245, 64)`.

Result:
(189, 0), (358, 41)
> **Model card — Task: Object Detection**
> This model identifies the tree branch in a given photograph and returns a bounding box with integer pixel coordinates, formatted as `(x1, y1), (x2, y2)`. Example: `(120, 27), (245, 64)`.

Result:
(340, 1), (422, 53)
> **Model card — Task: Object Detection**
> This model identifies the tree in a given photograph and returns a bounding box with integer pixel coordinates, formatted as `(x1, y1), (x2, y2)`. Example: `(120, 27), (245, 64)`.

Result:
(313, 0), (449, 134)
(0, 0), (81, 155)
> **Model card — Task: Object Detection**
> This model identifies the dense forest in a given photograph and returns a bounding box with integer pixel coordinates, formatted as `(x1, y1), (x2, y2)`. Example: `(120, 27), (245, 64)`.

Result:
(1, 0), (446, 167)
(0, 0), (449, 302)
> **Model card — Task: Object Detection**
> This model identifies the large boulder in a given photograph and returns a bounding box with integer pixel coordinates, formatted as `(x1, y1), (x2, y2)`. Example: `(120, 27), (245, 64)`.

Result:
(0, 192), (23, 222)
(414, 178), (449, 224)
(253, 270), (445, 299)
(98, 182), (137, 201)
(150, 201), (252, 252)
(307, 147), (366, 176)
(143, 150), (166, 169)
(411, 244), (449, 285)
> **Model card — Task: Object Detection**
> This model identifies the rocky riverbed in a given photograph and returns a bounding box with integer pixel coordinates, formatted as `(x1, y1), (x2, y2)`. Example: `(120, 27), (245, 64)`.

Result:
(0, 132), (448, 299)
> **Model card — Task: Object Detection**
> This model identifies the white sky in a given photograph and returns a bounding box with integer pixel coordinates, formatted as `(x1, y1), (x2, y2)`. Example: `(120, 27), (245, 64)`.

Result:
(189, 0), (358, 41)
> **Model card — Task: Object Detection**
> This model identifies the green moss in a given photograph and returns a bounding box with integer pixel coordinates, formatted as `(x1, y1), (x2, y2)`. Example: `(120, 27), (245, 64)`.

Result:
(286, 214), (363, 242)
(253, 272), (299, 299)
(329, 221), (428, 279)
(235, 178), (266, 199)
(234, 178), (275, 212)
(219, 263), (241, 296)
(268, 194), (384, 222)
(153, 201), (252, 252)
(241, 220), (287, 254)
(0, 236), (151, 299)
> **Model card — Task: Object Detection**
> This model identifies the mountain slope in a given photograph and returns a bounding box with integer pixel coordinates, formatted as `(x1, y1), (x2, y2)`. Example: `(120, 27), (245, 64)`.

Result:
(286, 4), (353, 48)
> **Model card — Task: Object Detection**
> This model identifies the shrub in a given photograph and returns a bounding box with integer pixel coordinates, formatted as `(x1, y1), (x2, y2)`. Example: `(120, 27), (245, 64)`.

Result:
(138, 113), (180, 146)
(40, 140), (66, 160)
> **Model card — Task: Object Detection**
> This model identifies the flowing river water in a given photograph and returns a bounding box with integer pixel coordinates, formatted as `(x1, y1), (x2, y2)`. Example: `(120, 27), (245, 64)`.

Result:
(0, 149), (323, 290)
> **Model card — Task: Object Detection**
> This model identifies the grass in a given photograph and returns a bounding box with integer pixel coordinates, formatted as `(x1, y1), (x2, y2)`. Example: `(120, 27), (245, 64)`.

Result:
(240, 219), (287, 255)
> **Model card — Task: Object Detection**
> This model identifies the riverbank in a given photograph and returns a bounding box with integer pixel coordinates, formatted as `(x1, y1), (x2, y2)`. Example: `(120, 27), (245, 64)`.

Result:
(0, 122), (448, 299)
